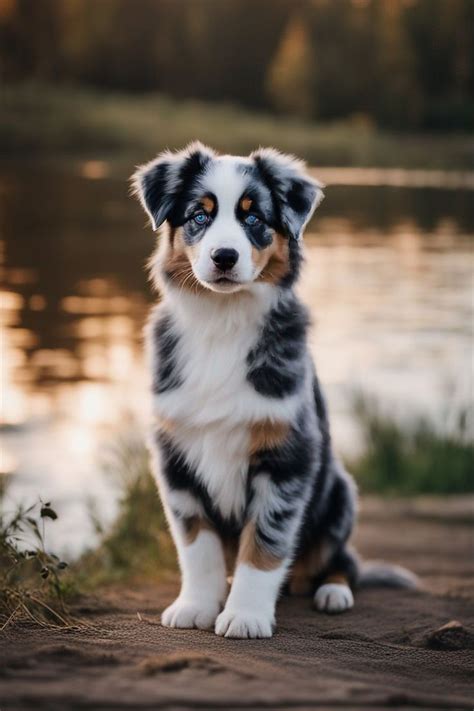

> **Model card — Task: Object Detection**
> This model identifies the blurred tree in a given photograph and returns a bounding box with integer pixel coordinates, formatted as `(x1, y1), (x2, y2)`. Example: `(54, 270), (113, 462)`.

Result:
(266, 10), (316, 118)
(0, 0), (473, 131)
(406, 0), (474, 129)
(372, 0), (423, 128)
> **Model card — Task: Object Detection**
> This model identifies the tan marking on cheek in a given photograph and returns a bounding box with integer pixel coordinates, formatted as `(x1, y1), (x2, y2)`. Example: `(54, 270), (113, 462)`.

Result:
(237, 522), (282, 571)
(249, 420), (290, 455)
(161, 228), (205, 293)
(288, 542), (334, 596)
(240, 197), (252, 212)
(182, 516), (214, 545)
(201, 195), (215, 213)
(256, 233), (290, 285)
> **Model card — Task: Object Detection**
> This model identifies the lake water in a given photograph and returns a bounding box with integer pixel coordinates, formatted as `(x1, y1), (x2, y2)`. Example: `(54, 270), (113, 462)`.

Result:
(1, 161), (473, 555)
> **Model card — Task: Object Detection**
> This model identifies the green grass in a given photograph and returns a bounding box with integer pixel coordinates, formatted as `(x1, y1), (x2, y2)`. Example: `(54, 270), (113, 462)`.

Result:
(78, 431), (176, 585)
(348, 395), (473, 496)
(2, 82), (473, 169)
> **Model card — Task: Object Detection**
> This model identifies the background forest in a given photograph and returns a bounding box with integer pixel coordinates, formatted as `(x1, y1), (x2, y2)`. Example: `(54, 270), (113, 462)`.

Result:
(1, 0), (473, 131)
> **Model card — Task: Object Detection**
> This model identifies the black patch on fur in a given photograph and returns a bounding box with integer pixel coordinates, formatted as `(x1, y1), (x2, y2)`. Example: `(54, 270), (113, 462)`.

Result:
(157, 432), (243, 538)
(136, 146), (213, 230)
(246, 295), (309, 397)
(151, 313), (182, 394)
(296, 460), (356, 567)
(239, 166), (305, 286)
(280, 236), (303, 289)
(168, 151), (213, 227)
(269, 506), (298, 528)
(248, 406), (318, 559)
(235, 184), (275, 250)
(252, 158), (285, 232)
(182, 192), (218, 245)
(250, 408), (316, 484)
(252, 153), (319, 242)
(287, 178), (312, 216)
(310, 372), (331, 494)
(141, 161), (174, 229)
(240, 216), (274, 251)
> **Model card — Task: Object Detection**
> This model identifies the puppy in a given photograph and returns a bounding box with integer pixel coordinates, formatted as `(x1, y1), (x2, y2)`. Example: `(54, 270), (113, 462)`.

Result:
(132, 143), (416, 639)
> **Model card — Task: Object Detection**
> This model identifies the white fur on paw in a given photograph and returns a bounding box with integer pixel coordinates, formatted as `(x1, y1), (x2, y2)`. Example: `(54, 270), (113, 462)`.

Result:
(314, 583), (354, 613)
(161, 598), (221, 630)
(215, 608), (274, 639)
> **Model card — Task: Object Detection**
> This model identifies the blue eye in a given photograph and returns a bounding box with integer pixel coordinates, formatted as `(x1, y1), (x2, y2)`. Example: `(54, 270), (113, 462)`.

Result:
(193, 212), (209, 226)
(245, 214), (260, 226)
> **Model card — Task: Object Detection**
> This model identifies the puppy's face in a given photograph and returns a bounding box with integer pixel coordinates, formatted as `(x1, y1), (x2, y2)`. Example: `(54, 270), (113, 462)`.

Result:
(132, 143), (323, 293)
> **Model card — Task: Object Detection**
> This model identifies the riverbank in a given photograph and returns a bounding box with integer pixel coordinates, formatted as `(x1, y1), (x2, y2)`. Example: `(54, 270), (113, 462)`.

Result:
(3, 83), (473, 169)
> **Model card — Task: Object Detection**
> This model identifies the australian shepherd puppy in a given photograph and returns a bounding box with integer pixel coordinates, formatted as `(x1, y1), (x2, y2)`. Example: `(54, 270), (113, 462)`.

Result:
(132, 142), (416, 639)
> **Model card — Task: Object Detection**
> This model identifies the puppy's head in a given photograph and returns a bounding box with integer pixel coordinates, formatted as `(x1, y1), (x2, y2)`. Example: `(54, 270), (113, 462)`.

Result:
(132, 142), (323, 294)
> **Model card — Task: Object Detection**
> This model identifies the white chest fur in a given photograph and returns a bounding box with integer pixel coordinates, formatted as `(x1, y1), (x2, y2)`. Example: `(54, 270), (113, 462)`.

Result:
(151, 284), (301, 520)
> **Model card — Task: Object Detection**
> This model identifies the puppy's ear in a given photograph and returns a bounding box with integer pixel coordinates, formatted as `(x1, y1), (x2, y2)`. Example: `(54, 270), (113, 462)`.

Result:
(131, 141), (215, 231)
(251, 148), (324, 241)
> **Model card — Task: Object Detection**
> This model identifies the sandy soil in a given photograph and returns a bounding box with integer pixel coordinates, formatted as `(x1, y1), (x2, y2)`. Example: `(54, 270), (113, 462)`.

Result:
(1, 498), (473, 710)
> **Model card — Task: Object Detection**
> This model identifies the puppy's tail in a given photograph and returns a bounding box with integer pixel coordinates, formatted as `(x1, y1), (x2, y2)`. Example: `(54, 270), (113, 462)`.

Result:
(357, 560), (419, 589)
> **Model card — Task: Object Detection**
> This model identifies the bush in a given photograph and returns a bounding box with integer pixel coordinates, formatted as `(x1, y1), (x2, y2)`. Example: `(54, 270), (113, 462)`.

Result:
(348, 394), (473, 495)
(0, 499), (78, 629)
(79, 431), (176, 584)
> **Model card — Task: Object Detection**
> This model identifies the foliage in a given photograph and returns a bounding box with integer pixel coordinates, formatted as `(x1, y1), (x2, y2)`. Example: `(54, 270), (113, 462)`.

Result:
(1, 83), (472, 169)
(79, 432), (176, 584)
(0, 499), (78, 630)
(348, 394), (474, 495)
(0, 0), (473, 130)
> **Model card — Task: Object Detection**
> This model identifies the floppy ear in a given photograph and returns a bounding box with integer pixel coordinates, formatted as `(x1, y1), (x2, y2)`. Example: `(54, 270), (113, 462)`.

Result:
(131, 141), (215, 231)
(251, 148), (324, 241)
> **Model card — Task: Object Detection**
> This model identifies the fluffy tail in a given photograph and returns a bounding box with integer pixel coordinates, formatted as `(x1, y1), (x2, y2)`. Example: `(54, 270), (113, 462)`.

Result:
(357, 561), (419, 589)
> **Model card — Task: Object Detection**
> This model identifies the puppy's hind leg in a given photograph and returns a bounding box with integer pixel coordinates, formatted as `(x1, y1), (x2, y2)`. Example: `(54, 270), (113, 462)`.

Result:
(313, 547), (357, 614)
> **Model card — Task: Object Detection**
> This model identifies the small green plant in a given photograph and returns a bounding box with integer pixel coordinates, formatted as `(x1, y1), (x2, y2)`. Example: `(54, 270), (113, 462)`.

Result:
(79, 431), (176, 584)
(0, 499), (77, 630)
(349, 394), (474, 495)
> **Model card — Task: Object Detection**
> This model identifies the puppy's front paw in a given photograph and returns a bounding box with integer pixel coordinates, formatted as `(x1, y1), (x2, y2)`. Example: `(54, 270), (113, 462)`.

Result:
(215, 608), (275, 639)
(161, 597), (221, 630)
(314, 583), (354, 613)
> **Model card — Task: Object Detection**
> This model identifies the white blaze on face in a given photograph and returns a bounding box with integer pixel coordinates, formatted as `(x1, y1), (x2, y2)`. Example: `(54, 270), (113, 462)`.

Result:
(192, 158), (257, 291)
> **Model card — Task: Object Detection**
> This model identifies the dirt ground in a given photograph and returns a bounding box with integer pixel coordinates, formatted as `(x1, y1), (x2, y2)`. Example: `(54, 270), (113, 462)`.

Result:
(1, 497), (473, 710)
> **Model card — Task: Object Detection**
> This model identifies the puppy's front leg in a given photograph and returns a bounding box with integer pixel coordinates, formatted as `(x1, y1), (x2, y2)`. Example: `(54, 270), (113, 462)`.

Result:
(161, 515), (228, 630)
(215, 529), (288, 639)
(154, 434), (228, 629)
(215, 476), (304, 639)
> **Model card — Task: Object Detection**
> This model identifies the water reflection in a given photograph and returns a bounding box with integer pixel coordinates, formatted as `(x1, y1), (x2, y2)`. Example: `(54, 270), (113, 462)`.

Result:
(1, 162), (473, 553)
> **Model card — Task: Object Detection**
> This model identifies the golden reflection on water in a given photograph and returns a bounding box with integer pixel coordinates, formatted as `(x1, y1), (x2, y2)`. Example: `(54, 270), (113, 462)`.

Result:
(1, 278), (148, 429)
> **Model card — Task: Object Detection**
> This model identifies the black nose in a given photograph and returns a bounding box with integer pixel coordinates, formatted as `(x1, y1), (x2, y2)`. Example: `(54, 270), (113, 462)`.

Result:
(211, 248), (239, 272)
